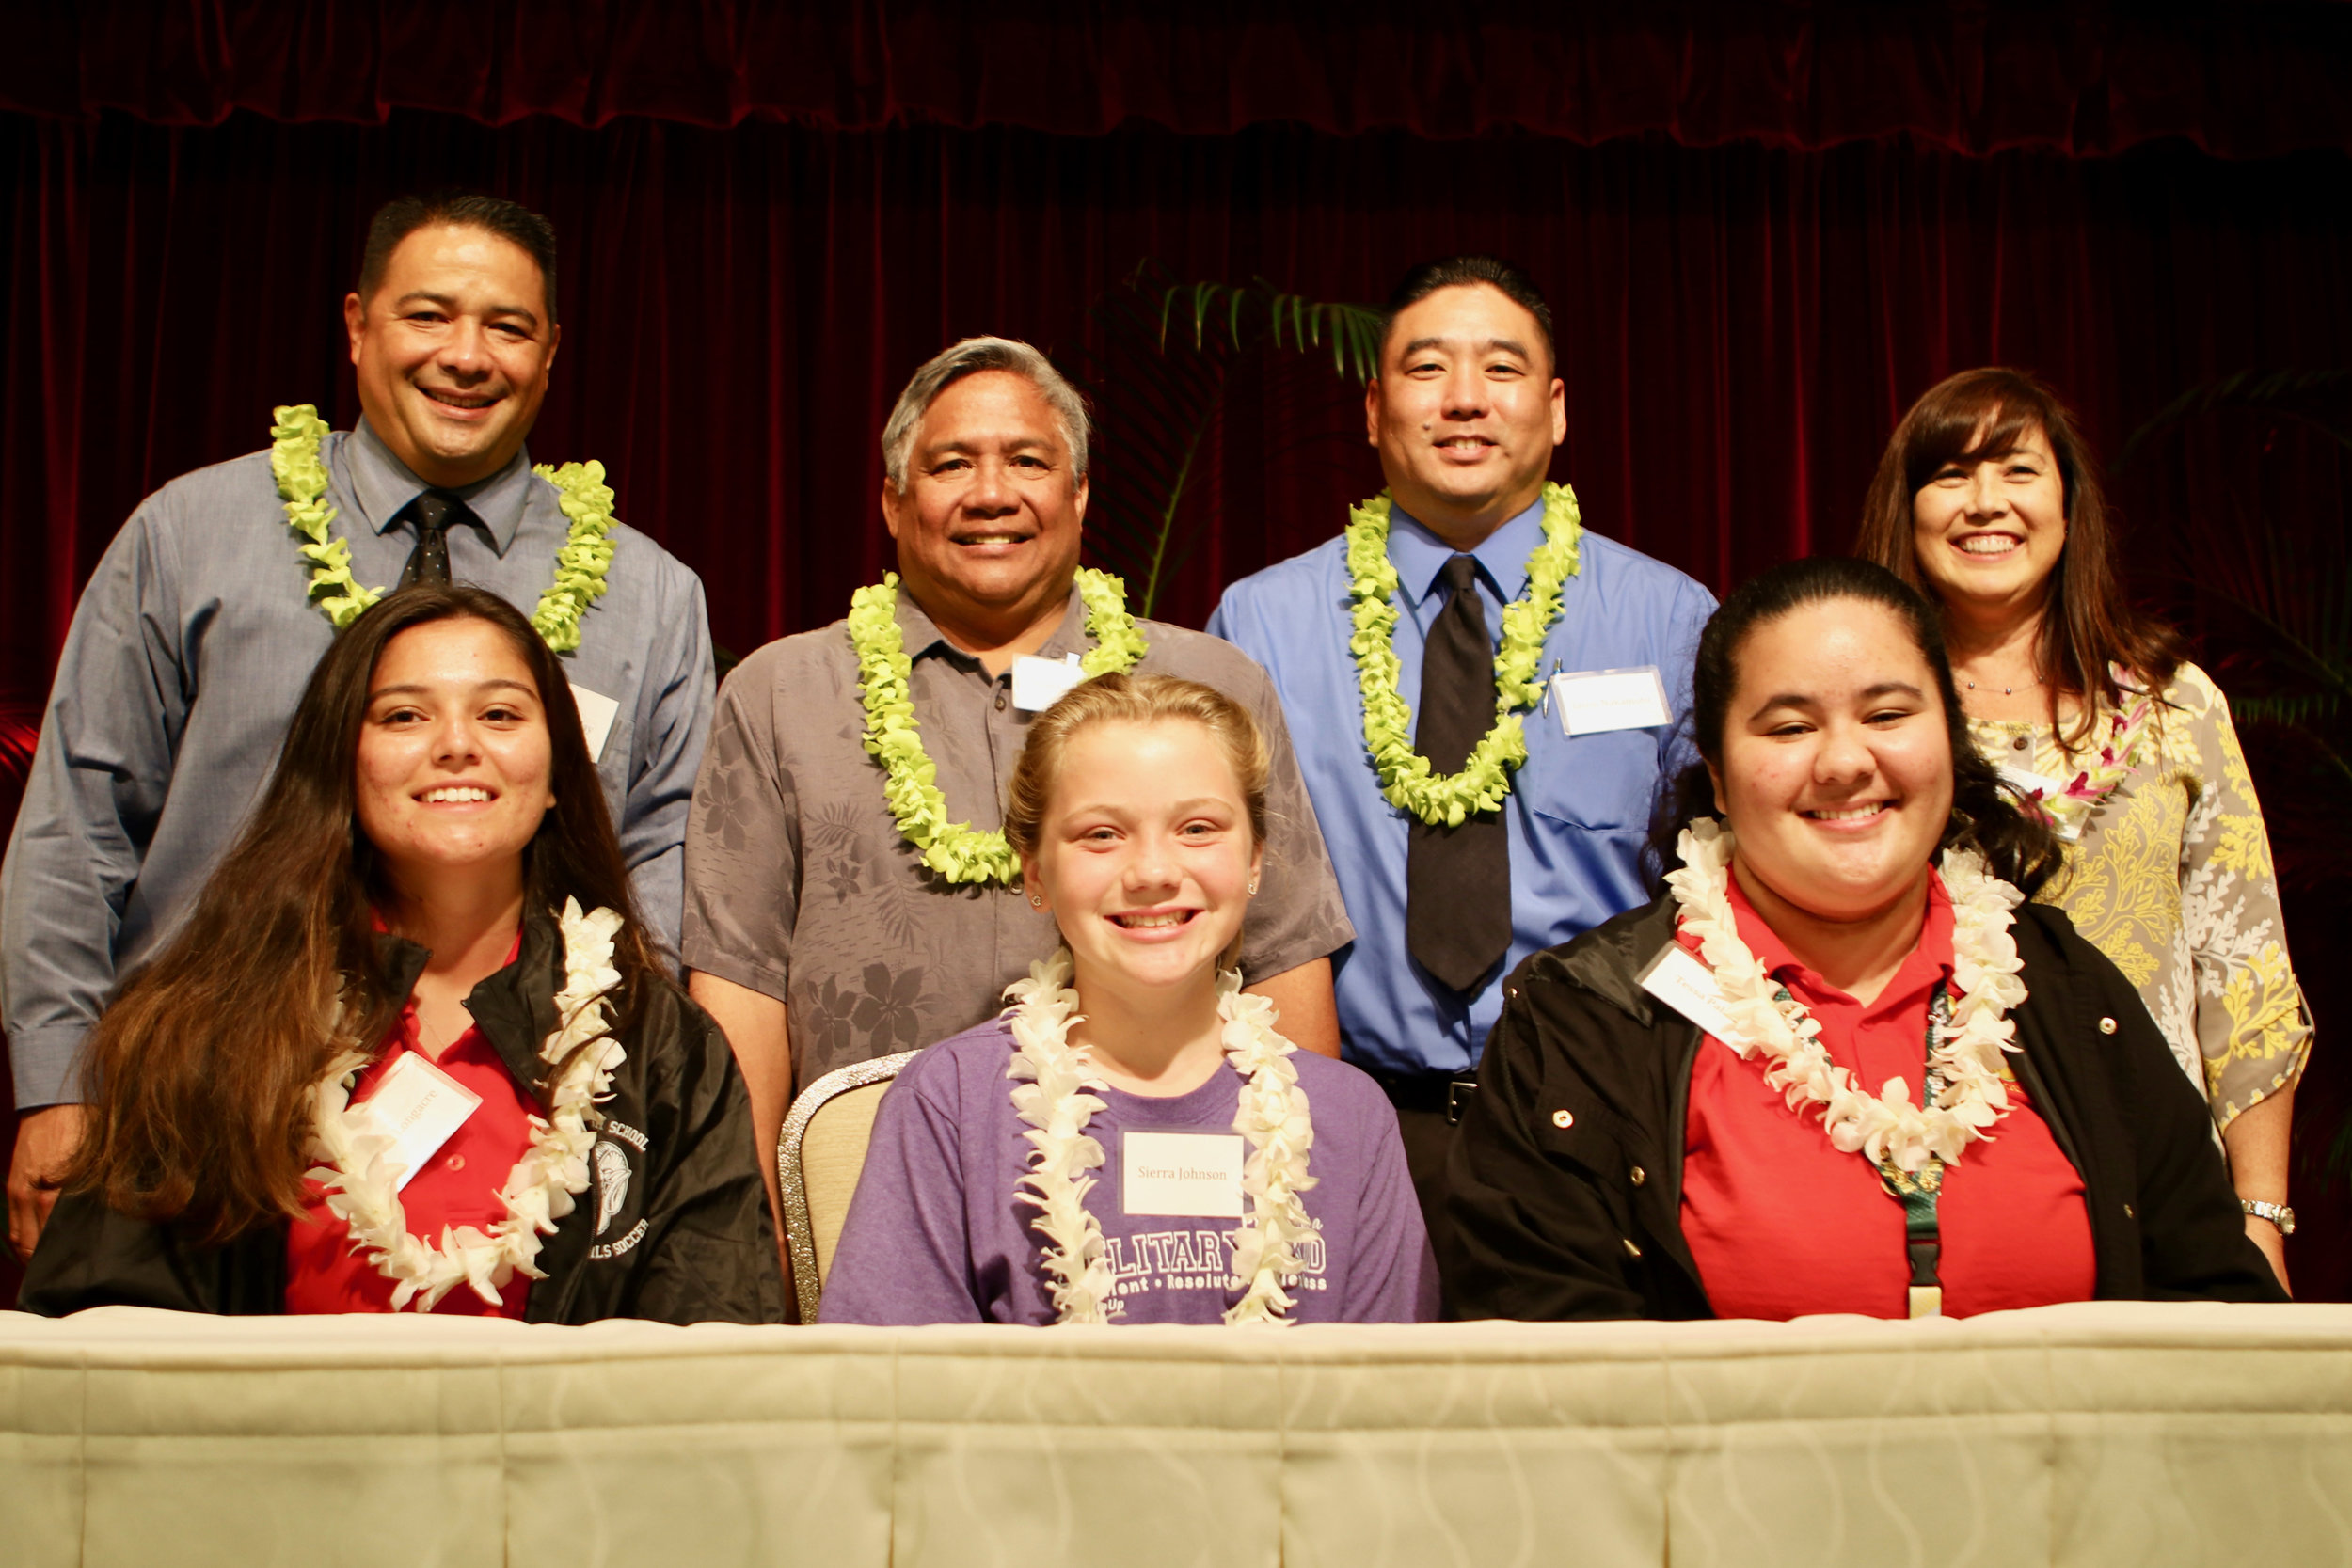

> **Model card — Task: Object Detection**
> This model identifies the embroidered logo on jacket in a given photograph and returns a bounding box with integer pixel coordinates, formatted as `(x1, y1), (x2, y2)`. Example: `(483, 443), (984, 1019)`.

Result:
(587, 1118), (649, 1259)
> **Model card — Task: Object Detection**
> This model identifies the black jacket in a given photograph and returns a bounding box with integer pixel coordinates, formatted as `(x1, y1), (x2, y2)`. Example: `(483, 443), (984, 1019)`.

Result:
(1442, 895), (2288, 1321)
(24, 908), (786, 1324)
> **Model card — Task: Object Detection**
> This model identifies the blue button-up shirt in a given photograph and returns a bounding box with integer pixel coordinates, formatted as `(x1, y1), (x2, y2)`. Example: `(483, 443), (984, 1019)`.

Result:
(1, 419), (714, 1107)
(1207, 497), (1716, 1078)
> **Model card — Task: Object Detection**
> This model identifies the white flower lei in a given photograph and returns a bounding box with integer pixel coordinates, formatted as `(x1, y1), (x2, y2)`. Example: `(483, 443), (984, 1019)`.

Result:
(1002, 949), (1319, 1326)
(1345, 483), (1582, 825)
(269, 405), (619, 651)
(1665, 819), (2029, 1173)
(302, 899), (627, 1312)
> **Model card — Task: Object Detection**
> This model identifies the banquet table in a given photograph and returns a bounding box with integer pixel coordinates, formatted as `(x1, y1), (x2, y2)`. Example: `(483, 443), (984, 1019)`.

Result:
(5, 1301), (2349, 1566)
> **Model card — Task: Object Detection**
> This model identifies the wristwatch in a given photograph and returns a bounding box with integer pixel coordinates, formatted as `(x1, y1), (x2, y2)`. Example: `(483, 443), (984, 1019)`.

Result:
(2241, 1199), (2296, 1236)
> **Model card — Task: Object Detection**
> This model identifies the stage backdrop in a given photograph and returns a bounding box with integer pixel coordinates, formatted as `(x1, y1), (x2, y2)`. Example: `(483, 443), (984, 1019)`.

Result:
(3, 4), (2350, 1302)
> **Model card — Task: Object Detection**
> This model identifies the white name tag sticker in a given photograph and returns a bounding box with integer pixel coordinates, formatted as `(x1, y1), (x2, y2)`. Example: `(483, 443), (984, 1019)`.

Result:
(353, 1051), (482, 1192)
(1553, 667), (1673, 736)
(570, 684), (620, 764)
(1636, 943), (1748, 1047)
(1011, 653), (1089, 713)
(1997, 764), (2082, 841)
(1121, 1131), (1245, 1218)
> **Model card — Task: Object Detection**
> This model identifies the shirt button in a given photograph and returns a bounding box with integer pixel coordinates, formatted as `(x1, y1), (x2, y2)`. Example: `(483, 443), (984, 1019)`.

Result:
(1629, 1165), (1646, 1186)
(2098, 1017), (2119, 1035)
(445, 1154), (465, 1171)
(1552, 1109), (1574, 1129)
(2122, 1203), (2136, 1220)
(2012, 736), (2029, 752)
(994, 689), (1008, 711)
(1622, 1239), (1643, 1259)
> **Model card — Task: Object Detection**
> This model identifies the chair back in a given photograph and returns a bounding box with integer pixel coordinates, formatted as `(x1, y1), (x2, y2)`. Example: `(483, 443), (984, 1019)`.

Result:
(779, 1050), (918, 1323)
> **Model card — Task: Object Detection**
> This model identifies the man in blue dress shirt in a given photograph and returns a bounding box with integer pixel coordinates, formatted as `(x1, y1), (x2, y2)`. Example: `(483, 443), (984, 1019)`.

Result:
(3, 192), (714, 1259)
(1207, 258), (1715, 1243)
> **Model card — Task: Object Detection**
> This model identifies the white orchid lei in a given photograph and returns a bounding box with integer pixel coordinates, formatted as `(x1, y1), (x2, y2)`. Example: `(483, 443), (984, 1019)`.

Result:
(1666, 818), (2028, 1174)
(1981, 666), (2157, 840)
(269, 404), (618, 651)
(1002, 949), (1319, 1326)
(302, 900), (627, 1312)
(849, 569), (1149, 885)
(1346, 483), (1582, 826)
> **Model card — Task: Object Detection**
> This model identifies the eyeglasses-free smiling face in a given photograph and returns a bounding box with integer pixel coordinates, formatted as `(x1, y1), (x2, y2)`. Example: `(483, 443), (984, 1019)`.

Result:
(343, 222), (560, 491)
(1022, 718), (1263, 1001)
(882, 369), (1088, 638)
(1708, 597), (1956, 927)
(354, 616), (557, 893)
(1910, 419), (2068, 616)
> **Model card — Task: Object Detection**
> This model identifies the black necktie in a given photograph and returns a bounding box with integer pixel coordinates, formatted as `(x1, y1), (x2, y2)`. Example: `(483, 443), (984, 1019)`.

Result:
(396, 490), (477, 587)
(1406, 555), (1513, 994)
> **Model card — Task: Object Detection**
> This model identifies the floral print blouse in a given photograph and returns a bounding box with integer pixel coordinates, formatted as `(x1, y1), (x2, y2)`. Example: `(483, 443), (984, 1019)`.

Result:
(1970, 661), (2312, 1132)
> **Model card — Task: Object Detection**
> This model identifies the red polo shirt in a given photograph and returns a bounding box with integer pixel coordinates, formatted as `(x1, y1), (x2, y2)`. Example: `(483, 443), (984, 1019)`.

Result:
(285, 976), (538, 1318)
(1677, 870), (2096, 1320)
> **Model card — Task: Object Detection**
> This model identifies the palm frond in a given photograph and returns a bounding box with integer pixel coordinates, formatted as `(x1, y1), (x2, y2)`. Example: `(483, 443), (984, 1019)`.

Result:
(2116, 369), (2352, 474)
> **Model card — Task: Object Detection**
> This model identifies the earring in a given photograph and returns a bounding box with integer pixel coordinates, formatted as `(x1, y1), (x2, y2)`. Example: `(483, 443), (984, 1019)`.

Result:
(1028, 893), (1044, 908)
(1247, 880), (1259, 896)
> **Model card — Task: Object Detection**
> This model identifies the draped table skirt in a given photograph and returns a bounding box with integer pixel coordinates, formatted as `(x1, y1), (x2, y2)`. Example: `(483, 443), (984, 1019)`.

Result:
(5, 1301), (2348, 1566)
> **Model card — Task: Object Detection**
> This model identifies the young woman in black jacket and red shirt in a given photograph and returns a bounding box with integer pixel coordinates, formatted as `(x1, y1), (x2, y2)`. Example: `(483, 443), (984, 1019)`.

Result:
(24, 585), (781, 1324)
(1443, 557), (2284, 1322)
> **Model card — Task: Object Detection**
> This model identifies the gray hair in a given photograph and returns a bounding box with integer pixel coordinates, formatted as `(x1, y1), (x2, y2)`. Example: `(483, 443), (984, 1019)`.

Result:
(880, 336), (1091, 491)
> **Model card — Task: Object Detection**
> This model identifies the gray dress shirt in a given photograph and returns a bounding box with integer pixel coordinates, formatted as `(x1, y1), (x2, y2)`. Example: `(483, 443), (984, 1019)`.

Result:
(1, 420), (714, 1108)
(683, 584), (1355, 1088)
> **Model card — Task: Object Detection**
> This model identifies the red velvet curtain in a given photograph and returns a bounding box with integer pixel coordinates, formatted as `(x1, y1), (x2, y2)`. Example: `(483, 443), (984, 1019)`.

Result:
(5, 109), (2350, 685)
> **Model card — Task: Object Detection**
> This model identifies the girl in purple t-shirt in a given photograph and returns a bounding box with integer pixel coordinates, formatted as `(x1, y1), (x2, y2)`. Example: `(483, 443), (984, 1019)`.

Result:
(820, 673), (1436, 1326)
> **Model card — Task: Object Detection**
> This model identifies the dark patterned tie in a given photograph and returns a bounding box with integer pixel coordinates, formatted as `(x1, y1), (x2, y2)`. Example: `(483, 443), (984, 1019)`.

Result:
(396, 490), (477, 587)
(1406, 554), (1513, 993)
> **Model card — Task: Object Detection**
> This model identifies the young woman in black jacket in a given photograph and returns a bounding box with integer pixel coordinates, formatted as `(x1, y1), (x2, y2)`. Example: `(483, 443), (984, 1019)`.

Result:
(24, 585), (781, 1324)
(1443, 557), (2285, 1322)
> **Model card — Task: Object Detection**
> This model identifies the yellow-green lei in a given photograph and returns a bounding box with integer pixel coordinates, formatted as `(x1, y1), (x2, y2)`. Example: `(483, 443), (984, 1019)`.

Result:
(849, 568), (1149, 885)
(1346, 482), (1583, 825)
(269, 404), (618, 652)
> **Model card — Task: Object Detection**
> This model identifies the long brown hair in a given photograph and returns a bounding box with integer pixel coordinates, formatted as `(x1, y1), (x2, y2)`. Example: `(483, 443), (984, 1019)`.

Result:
(62, 584), (656, 1244)
(1854, 367), (2183, 750)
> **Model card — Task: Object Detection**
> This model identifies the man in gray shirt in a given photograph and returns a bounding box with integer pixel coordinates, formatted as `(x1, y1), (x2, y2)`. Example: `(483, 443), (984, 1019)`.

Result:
(684, 337), (1353, 1242)
(3, 192), (714, 1259)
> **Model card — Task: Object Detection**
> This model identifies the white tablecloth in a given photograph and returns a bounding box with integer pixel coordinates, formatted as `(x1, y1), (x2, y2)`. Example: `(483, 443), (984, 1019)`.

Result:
(5, 1301), (2349, 1566)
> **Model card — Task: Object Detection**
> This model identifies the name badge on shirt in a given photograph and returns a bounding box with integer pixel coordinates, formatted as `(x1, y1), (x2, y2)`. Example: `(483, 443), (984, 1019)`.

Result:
(1121, 1131), (1246, 1217)
(1996, 763), (2083, 842)
(569, 684), (620, 765)
(1636, 942), (1750, 1048)
(1011, 653), (1089, 713)
(352, 1052), (483, 1192)
(1552, 666), (1673, 737)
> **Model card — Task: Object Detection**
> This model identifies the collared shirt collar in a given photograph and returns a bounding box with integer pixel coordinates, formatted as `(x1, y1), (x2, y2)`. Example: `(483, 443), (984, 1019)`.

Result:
(1725, 865), (1957, 1019)
(345, 416), (533, 555)
(1387, 493), (1549, 610)
(895, 580), (1089, 667)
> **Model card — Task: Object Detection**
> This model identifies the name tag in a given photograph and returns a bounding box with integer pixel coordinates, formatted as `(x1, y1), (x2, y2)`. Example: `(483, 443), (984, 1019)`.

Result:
(1636, 942), (1749, 1047)
(569, 684), (620, 764)
(1552, 667), (1672, 736)
(1996, 764), (2082, 841)
(1012, 653), (1089, 713)
(353, 1051), (482, 1191)
(1121, 1131), (1245, 1218)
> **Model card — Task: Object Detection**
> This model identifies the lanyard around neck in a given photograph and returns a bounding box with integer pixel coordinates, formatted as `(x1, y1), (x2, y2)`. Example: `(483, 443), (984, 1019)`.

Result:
(1878, 979), (1953, 1319)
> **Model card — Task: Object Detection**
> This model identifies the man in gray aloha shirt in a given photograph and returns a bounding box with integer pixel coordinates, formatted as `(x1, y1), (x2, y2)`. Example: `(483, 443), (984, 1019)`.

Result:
(684, 338), (1354, 1238)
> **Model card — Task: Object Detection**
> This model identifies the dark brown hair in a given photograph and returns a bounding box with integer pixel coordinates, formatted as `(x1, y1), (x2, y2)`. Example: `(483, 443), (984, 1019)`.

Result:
(1650, 555), (2062, 898)
(1380, 255), (1556, 372)
(357, 190), (560, 323)
(62, 584), (653, 1243)
(1854, 366), (2182, 749)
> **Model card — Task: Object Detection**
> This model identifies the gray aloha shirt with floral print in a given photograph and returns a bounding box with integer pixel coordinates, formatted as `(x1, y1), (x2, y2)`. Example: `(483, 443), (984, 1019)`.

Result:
(683, 583), (1356, 1087)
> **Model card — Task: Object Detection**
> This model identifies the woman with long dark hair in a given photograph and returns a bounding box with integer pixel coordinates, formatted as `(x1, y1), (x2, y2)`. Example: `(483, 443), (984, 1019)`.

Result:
(1443, 558), (2282, 1322)
(1857, 368), (2308, 1286)
(24, 585), (779, 1322)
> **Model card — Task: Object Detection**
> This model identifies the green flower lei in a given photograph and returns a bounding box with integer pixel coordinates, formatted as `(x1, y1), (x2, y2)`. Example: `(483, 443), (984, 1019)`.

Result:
(269, 404), (618, 651)
(849, 567), (1149, 885)
(1346, 482), (1583, 826)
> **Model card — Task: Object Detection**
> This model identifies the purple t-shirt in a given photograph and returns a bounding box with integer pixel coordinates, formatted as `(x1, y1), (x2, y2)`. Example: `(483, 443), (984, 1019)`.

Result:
(819, 1017), (1438, 1325)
